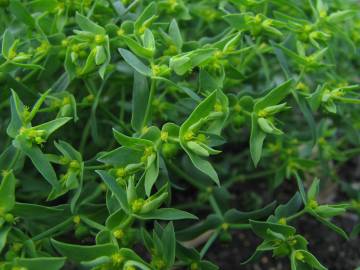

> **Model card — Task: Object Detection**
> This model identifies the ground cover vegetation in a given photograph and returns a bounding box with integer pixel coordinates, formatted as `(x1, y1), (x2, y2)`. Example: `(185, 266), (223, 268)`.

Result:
(0, 0), (360, 269)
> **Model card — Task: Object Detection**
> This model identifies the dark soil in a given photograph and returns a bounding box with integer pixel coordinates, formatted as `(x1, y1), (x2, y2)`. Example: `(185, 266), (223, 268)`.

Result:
(176, 158), (360, 270)
(205, 215), (359, 270)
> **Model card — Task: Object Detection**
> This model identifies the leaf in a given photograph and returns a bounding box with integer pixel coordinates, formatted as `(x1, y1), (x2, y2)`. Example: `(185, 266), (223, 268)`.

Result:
(1, 30), (14, 59)
(13, 137), (60, 192)
(224, 201), (277, 224)
(131, 72), (149, 132)
(7, 89), (25, 138)
(51, 239), (117, 262)
(249, 220), (296, 240)
(113, 128), (153, 149)
(144, 153), (159, 196)
(180, 91), (217, 132)
(176, 214), (222, 241)
(254, 79), (293, 112)
(273, 192), (303, 218)
(136, 208), (197, 220)
(9, 0), (35, 28)
(118, 48), (151, 76)
(32, 117), (72, 138)
(250, 113), (266, 167)
(13, 203), (64, 219)
(134, 2), (157, 32)
(223, 14), (248, 30)
(186, 151), (219, 185)
(97, 147), (142, 166)
(14, 257), (66, 270)
(0, 225), (11, 253)
(291, 250), (327, 270)
(169, 19), (183, 49)
(122, 35), (154, 59)
(309, 210), (348, 240)
(0, 171), (16, 213)
(95, 46), (107, 65)
(162, 222), (176, 266)
(307, 178), (320, 201)
(75, 12), (105, 34)
(96, 170), (129, 212)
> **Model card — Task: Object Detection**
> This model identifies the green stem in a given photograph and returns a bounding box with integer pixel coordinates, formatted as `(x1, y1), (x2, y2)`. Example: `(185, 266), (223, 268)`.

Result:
(229, 223), (252, 230)
(200, 230), (219, 258)
(32, 218), (72, 241)
(142, 79), (156, 129)
(8, 148), (21, 170)
(209, 195), (222, 218)
(224, 168), (277, 188)
(80, 216), (106, 231)
(286, 209), (306, 222)
(84, 164), (109, 170)
(166, 160), (204, 189)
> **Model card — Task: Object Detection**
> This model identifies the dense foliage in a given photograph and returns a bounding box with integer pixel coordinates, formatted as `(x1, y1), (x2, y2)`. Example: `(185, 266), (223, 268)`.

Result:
(0, 0), (360, 269)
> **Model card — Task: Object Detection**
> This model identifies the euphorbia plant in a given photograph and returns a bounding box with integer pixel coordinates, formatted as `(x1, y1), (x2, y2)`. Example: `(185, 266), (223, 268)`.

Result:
(0, 0), (359, 270)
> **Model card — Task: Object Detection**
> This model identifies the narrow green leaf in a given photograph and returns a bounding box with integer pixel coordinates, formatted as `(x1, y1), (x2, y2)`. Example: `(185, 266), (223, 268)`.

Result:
(118, 48), (151, 76)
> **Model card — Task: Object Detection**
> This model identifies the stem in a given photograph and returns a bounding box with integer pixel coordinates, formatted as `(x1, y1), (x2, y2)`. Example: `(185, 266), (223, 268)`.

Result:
(80, 216), (106, 231)
(200, 230), (219, 258)
(84, 164), (109, 170)
(122, 215), (135, 229)
(209, 195), (222, 218)
(0, 60), (9, 70)
(224, 168), (276, 188)
(229, 224), (252, 229)
(286, 209), (306, 222)
(142, 79), (156, 129)
(32, 218), (73, 241)
(166, 160), (204, 189)
(8, 149), (21, 170)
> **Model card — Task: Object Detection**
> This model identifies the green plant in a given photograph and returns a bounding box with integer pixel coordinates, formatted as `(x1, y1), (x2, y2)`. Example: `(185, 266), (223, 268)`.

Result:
(0, 0), (360, 269)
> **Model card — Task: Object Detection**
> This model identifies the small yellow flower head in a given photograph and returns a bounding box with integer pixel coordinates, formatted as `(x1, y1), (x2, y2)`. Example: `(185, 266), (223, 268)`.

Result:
(319, 10), (327, 18)
(116, 167), (126, 178)
(73, 215), (81, 224)
(190, 262), (199, 270)
(94, 34), (106, 45)
(62, 96), (71, 105)
(131, 199), (145, 213)
(112, 253), (124, 266)
(69, 160), (80, 171)
(151, 64), (161, 76)
(221, 223), (229, 231)
(184, 131), (194, 141)
(61, 39), (69, 47)
(160, 131), (169, 142)
(71, 44), (81, 53)
(214, 102), (223, 112)
(234, 103), (241, 113)
(308, 199), (318, 209)
(4, 213), (14, 223)
(254, 14), (262, 24)
(12, 242), (23, 252)
(8, 48), (17, 60)
(278, 217), (287, 225)
(117, 28), (125, 36)
(113, 228), (124, 239)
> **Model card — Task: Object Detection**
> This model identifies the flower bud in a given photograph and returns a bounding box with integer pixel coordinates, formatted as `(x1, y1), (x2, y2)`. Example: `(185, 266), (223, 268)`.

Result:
(186, 141), (209, 157)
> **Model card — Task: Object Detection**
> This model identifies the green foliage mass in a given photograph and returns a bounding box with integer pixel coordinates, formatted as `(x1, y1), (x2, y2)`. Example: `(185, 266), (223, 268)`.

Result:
(0, 0), (360, 269)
